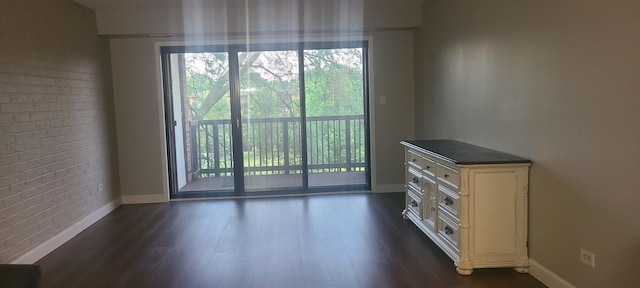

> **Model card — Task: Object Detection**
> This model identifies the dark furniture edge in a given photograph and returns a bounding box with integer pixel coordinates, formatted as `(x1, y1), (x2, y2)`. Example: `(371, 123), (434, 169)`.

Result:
(401, 139), (532, 165)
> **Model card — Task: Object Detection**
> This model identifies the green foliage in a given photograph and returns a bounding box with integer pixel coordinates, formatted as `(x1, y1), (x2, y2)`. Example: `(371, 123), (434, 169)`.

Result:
(180, 47), (366, 175)
(303, 48), (363, 117)
(183, 48), (363, 120)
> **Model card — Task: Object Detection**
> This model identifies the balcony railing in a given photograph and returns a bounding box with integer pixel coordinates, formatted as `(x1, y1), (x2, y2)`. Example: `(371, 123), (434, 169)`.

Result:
(189, 115), (366, 179)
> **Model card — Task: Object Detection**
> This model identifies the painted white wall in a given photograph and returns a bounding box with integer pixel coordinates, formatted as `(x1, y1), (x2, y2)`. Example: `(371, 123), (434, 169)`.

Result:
(368, 31), (415, 191)
(415, 0), (640, 287)
(110, 38), (169, 199)
(105, 1), (418, 198)
(109, 31), (414, 198)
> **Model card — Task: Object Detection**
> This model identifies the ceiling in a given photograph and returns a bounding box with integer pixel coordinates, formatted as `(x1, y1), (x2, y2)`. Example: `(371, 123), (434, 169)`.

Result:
(72, 0), (424, 35)
(72, 0), (423, 11)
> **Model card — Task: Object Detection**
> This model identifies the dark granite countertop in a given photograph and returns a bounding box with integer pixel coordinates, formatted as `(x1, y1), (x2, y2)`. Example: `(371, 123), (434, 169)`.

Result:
(401, 140), (531, 165)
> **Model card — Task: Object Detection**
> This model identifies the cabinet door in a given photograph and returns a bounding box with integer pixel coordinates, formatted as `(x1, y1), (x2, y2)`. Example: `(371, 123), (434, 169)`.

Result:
(422, 176), (437, 230)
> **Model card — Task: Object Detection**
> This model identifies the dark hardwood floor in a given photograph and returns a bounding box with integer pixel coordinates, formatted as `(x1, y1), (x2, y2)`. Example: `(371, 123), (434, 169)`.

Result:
(36, 192), (546, 288)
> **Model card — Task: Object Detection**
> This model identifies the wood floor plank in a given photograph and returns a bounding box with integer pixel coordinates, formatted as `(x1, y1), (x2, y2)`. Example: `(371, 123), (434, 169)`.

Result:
(36, 193), (546, 288)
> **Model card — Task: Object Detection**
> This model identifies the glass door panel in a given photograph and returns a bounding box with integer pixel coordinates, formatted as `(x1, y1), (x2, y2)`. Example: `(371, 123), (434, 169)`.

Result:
(303, 47), (367, 187)
(169, 51), (235, 193)
(164, 42), (370, 198)
(237, 49), (304, 191)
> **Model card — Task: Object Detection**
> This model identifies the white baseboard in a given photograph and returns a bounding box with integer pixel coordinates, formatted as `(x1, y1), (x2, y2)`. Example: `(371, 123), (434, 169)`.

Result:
(372, 184), (404, 193)
(529, 259), (576, 288)
(121, 193), (168, 204)
(11, 197), (122, 264)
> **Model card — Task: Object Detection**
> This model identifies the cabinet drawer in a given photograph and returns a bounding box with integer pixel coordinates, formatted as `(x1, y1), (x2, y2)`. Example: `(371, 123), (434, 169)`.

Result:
(437, 163), (460, 189)
(406, 149), (423, 169)
(437, 212), (461, 250)
(407, 189), (422, 218)
(422, 157), (437, 178)
(407, 167), (423, 193)
(402, 140), (531, 274)
(438, 185), (460, 221)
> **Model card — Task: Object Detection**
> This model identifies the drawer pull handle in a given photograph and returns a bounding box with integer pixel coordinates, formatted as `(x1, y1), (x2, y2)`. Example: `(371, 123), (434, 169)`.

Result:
(444, 197), (454, 206)
(426, 166), (431, 170)
(412, 158), (417, 162)
(411, 200), (418, 207)
(444, 226), (454, 235)
(412, 176), (419, 184)
(444, 174), (449, 179)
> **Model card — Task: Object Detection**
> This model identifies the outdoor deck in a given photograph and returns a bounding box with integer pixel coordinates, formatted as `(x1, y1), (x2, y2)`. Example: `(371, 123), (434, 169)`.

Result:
(179, 171), (366, 193)
(179, 115), (368, 194)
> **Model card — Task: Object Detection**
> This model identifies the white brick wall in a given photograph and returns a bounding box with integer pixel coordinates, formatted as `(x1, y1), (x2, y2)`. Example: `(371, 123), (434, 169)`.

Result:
(0, 0), (119, 262)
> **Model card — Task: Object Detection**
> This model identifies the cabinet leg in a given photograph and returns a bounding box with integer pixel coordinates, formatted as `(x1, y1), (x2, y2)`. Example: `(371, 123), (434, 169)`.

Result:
(513, 266), (529, 273)
(402, 208), (409, 220)
(456, 267), (473, 275)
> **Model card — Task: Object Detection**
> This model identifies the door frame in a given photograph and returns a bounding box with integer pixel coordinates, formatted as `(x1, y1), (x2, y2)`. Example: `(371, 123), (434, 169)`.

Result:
(161, 40), (371, 199)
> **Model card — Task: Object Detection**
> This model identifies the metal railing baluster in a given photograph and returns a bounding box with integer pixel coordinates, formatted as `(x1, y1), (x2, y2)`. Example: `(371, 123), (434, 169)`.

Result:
(192, 116), (365, 177)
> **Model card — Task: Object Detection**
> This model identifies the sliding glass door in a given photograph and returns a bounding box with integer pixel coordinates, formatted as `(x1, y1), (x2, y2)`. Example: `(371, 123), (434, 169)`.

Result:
(303, 46), (368, 187)
(163, 50), (236, 194)
(162, 42), (369, 198)
(237, 48), (304, 191)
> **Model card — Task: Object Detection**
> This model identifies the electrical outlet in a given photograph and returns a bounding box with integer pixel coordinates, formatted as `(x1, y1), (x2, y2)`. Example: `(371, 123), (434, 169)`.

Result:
(580, 249), (595, 268)
(98, 183), (104, 192)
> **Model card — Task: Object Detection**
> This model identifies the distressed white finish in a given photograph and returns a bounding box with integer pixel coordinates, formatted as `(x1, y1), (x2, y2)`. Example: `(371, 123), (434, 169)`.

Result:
(401, 143), (530, 275)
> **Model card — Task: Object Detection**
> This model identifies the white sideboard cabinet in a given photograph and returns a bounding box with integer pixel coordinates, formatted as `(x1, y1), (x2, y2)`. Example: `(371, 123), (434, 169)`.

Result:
(401, 140), (531, 275)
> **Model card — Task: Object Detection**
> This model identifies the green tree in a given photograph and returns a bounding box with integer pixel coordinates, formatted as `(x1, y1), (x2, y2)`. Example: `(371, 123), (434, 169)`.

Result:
(183, 48), (363, 120)
(182, 47), (366, 175)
